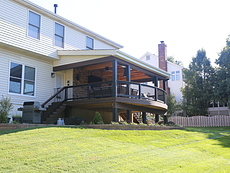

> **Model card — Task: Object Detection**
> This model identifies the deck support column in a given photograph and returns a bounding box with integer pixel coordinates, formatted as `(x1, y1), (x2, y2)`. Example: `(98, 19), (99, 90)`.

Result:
(113, 107), (118, 122)
(126, 110), (132, 123)
(155, 114), (159, 123)
(163, 79), (167, 103)
(154, 76), (158, 101)
(142, 112), (147, 124)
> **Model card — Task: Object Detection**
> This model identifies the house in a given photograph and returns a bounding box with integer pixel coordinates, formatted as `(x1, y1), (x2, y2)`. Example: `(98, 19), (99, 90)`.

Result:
(140, 41), (184, 103)
(0, 0), (170, 124)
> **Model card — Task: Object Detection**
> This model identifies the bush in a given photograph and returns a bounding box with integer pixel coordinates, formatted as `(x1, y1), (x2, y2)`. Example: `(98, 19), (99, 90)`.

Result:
(92, 112), (104, 124)
(0, 96), (13, 123)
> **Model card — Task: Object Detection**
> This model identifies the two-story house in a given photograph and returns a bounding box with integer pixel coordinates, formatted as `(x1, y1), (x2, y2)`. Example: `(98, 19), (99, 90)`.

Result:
(140, 41), (184, 103)
(0, 0), (170, 124)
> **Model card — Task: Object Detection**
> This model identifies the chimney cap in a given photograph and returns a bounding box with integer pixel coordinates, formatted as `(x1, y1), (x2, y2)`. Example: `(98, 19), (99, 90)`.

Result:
(54, 4), (58, 7)
(160, 41), (164, 43)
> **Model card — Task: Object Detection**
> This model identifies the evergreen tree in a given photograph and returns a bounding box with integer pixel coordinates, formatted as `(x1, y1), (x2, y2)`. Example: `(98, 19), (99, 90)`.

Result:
(181, 49), (214, 116)
(215, 35), (230, 105)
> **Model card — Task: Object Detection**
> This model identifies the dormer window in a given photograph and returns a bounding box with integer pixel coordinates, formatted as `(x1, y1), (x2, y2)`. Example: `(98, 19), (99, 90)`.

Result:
(55, 23), (65, 48)
(146, 55), (150, 60)
(86, 36), (94, 50)
(28, 11), (40, 39)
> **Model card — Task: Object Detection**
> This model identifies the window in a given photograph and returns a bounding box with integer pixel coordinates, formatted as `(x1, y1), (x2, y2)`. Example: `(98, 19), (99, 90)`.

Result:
(9, 62), (35, 96)
(86, 36), (94, 50)
(146, 55), (150, 60)
(171, 71), (180, 81)
(55, 23), (64, 48)
(176, 71), (180, 80)
(28, 11), (41, 39)
(171, 71), (175, 81)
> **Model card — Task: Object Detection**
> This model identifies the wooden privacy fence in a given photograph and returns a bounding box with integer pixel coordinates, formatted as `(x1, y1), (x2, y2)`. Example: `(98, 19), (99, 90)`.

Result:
(169, 115), (230, 127)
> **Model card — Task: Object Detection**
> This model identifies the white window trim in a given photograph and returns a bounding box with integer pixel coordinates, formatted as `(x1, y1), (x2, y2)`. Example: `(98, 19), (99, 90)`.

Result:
(8, 60), (37, 97)
(27, 10), (41, 40)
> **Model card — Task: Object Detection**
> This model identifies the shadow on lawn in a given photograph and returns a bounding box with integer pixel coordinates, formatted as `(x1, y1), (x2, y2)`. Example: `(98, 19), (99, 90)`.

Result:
(184, 127), (230, 148)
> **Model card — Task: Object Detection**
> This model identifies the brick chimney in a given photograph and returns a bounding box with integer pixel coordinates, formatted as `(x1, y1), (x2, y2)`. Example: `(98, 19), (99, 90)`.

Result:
(158, 41), (169, 92)
(158, 41), (167, 71)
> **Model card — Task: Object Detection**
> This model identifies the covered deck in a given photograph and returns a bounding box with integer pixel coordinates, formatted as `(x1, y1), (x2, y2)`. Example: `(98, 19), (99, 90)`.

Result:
(42, 50), (170, 123)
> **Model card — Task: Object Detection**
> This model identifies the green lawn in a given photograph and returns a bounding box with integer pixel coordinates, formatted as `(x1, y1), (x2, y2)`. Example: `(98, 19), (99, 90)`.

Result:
(0, 127), (229, 173)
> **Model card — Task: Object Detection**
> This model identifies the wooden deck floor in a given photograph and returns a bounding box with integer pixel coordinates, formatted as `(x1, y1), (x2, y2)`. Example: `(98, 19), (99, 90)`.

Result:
(65, 97), (167, 114)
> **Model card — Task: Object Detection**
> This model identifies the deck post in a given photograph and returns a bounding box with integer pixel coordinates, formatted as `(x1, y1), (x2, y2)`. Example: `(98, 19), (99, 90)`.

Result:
(112, 59), (118, 97)
(113, 108), (118, 122)
(65, 87), (68, 100)
(142, 112), (147, 124)
(138, 84), (141, 99)
(163, 79), (166, 103)
(154, 76), (158, 101)
(126, 65), (131, 95)
(126, 110), (131, 123)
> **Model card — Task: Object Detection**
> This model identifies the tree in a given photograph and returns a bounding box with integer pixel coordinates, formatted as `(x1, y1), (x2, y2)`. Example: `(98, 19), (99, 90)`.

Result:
(167, 56), (183, 66)
(167, 93), (180, 116)
(181, 49), (214, 116)
(215, 35), (230, 105)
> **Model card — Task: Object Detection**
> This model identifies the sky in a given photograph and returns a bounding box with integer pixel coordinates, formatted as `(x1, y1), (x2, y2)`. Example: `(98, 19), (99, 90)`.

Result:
(29, 0), (230, 68)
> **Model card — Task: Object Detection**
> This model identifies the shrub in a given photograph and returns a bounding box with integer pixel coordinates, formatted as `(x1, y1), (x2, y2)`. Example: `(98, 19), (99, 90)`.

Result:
(92, 112), (104, 124)
(0, 96), (13, 123)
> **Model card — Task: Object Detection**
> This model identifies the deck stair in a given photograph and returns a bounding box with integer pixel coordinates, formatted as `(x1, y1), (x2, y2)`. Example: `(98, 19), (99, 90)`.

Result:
(42, 102), (66, 124)
(119, 113), (142, 124)
(119, 113), (127, 121)
(133, 114), (142, 124)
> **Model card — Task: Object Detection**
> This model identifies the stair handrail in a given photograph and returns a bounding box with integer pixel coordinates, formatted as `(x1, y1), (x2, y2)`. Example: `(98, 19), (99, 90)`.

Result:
(41, 100), (66, 122)
(41, 86), (67, 108)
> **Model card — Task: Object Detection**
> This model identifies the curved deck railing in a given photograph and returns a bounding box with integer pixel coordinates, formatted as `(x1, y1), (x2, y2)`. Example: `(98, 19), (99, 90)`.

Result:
(41, 81), (167, 109)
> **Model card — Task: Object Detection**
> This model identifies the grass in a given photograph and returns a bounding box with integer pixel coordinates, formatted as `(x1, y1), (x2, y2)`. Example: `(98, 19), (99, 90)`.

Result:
(0, 127), (229, 173)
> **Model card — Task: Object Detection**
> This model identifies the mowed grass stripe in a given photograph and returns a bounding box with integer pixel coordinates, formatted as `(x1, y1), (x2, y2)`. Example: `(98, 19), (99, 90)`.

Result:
(0, 127), (229, 172)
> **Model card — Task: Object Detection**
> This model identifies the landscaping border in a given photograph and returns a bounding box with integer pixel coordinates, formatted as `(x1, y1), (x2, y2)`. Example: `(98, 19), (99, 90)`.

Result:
(0, 123), (183, 130)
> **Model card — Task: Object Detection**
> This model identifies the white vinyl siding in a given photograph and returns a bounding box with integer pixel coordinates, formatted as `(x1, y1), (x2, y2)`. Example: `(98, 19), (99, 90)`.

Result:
(0, 1), (117, 60)
(0, 47), (55, 107)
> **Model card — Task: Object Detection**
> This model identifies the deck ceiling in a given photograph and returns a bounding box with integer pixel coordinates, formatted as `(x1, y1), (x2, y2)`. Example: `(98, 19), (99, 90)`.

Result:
(83, 61), (152, 81)
(55, 50), (170, 80)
